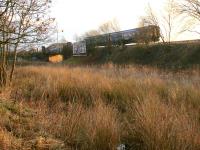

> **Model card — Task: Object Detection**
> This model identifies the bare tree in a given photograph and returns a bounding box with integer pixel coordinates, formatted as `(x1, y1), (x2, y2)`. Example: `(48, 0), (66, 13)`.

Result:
(98, 19), (120, 34)
(0, 0), (16, 86)
(178, 0), (200, 34)
(180, 0), (200, 21)
(9, 0), (55, 82)
(141, 1), (179, 44)
(163, 0), (178, 44)
(82, 19), (120, 39)
(84, 30), (100, 37)
(0, 0), (54, 86)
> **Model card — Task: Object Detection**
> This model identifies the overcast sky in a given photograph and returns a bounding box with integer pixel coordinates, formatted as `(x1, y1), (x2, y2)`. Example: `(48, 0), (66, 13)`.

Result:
(50, 0), (199, 42)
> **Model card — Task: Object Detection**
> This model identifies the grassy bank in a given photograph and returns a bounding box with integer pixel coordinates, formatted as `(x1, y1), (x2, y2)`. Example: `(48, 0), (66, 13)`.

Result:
(65, 43), (200, 69)
(0, 65), (200, 149)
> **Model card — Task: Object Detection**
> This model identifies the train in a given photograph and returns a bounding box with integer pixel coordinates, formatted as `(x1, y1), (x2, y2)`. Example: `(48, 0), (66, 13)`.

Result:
(73, 25), (160, 56)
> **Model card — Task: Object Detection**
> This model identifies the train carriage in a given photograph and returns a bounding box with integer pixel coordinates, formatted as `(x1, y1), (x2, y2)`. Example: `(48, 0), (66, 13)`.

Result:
(73, 25), (160, 56)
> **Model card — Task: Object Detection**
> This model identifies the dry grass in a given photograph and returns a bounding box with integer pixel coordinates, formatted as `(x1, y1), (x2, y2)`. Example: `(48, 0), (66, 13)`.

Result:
(127, 97), (200, 150)
(0, 64), (200, 149)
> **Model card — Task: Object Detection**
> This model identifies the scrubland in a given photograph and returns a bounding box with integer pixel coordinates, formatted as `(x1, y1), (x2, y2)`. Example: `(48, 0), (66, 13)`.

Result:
(0, 64), (200, 150)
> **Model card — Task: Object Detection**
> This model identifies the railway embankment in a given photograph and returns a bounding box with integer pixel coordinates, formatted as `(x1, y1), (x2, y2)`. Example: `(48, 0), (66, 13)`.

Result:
(65, 42), (200, 69)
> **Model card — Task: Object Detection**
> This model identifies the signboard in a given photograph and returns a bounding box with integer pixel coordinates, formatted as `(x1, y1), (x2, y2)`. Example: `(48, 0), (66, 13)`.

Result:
(73, 41), (87, 56)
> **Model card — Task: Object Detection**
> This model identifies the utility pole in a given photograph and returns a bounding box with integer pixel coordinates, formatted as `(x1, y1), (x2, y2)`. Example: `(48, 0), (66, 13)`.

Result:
(56, 22), (58, 43)
(55, 22), (64, 53)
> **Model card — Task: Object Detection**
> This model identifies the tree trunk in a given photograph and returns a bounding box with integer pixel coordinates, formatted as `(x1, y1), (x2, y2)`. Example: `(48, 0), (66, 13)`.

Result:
(0, 26), (8, 87)
(9, 43), (18, 82)
(0, 45), (7, 87)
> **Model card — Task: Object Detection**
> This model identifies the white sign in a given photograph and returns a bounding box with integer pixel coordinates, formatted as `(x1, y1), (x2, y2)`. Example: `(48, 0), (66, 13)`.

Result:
(73, 41), (87, 56)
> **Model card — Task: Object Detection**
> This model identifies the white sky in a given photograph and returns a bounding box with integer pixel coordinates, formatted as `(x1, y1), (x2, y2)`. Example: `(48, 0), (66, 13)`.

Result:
(50, 0), (199, 42)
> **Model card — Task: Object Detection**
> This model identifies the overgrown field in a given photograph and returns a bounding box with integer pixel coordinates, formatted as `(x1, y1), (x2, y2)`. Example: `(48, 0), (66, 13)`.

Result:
(0, 64), (200, 149)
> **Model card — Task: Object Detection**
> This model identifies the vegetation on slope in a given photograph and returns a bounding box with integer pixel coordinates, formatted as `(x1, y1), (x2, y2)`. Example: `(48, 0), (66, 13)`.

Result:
(64, 43), (200, 69)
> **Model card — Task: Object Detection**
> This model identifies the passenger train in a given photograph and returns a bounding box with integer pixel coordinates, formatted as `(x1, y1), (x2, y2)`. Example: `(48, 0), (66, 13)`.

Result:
(73, 25), (160, 56)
